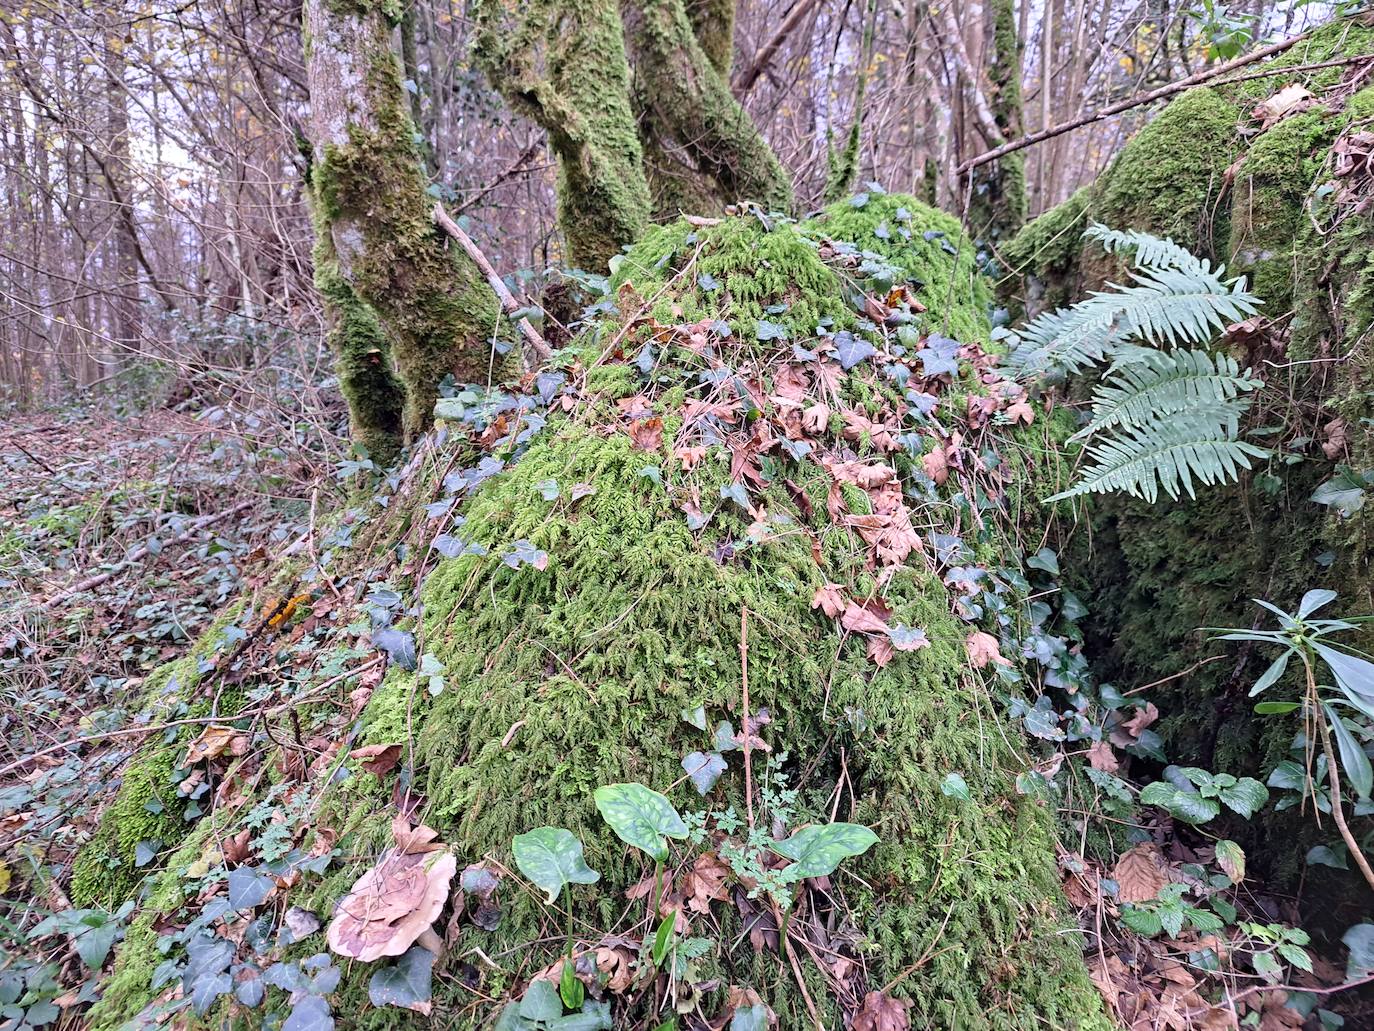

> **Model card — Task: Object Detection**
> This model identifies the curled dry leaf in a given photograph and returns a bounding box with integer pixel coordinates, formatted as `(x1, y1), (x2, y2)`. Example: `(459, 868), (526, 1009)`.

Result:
(327, 846), (457, 962)
(965, 631), (1010, 669)
(183, 725), (249, 766)
(596, 946), (635, 993)
(841, 602), (890, 636)
(811, 583), (846, 619)
(628, 416), (664, 451)
(802, 403), (830, 434)
(348, 743), (403, 776)
(391, 815), (444, 855)
(922, 445), (949, 485)
(853, 989), (912, 1031)
(1113, 842), (1167, 903)
(682, 852), (731, 914)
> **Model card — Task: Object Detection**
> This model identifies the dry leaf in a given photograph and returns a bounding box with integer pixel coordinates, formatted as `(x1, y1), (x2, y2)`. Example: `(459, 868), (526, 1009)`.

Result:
(596, 946), (635, 992)
(183, 725), (248, 766)
(965, 631), (1010, 668)
(628, 416), (664, 451)
(1087, 740), (1120, 774)
(348, 743), (403, 776)
(853, 990), (912, 1031)
(1113, 843), (1167, 903)
(327, 847), (456, 962)
(1005, 400), (1035, 425)
(1254, 83), (1313, 129)
(802, 403), (830, 434)
(922, 445), (949, 484)
(841, 602), (889, 635)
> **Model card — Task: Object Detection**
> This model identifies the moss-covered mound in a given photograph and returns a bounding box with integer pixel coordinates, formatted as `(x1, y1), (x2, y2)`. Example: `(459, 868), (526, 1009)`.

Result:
(88, 195), (1107, 1031)
(1001, 16), (1374, 891)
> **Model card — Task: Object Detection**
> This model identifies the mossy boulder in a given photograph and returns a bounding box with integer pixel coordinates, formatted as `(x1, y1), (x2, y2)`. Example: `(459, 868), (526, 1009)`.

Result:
(91, 196), (1107, 1030)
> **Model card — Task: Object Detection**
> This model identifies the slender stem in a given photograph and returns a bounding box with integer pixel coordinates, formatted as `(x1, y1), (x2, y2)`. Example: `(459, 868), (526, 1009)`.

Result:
(1302, 653), (1374, 892)
(1313, 700), (1374, 892)
(740, 606), (755, 832)
(653, 860), (664, 920)
(563, 882), (574, 958)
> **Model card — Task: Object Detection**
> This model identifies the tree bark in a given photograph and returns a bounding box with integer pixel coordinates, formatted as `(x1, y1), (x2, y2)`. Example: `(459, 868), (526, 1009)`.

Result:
(302, 0), (511, 440)
(473, 0), (652, 270)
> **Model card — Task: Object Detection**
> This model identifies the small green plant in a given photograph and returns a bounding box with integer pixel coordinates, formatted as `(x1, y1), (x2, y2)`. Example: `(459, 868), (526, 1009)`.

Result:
(1138, 766), (1268, 825)
(1212, 589), (1374, 891)
(1120, 883), (1225, 938)
(511, 827), (601, 1009)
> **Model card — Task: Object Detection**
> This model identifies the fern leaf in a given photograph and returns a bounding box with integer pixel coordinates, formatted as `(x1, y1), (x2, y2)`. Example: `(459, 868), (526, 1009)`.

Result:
(1050, 415), (1269, 504)
(1073, 349), (1262, 440)
(1083, 223), (1216, 276)
(1107, 267), (1261, 346)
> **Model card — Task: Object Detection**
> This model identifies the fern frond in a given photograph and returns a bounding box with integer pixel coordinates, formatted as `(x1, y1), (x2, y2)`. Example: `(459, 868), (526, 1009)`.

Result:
(1072, 348), (1263, 441)
(1083, 223), (1218, 276)
(1049, 414), (1269, 504)
(1107, 266), (1260, 346)
(1003, 299), (1118, 377)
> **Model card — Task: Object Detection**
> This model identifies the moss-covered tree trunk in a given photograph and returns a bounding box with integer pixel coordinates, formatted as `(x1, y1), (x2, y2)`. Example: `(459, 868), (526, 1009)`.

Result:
(303, 0), (513, 440)
(473, 0), (652, 271)
(966, 0), (1028, 247)
(621, 0), (793, 215)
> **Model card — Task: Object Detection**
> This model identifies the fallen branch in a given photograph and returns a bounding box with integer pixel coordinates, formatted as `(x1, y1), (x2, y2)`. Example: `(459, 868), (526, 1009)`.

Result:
(42, 499), (257, 608)
(958, 25), (1345, 174)
(432, 203), (552, 362)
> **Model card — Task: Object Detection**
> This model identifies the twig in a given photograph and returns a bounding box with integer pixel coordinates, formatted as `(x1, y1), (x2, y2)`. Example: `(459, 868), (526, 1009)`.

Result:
(432, 203), (552, 362)
(959, 26), (1347, 173)
(454, 141), (544, 215)
(734, 0), (824, 96)
(12, 438), (57, 475)
(1123, 654), (1227, 696)
(42, 499), (256, 608)
(0, 656), (383, 780)
(740, 606), (755, 832)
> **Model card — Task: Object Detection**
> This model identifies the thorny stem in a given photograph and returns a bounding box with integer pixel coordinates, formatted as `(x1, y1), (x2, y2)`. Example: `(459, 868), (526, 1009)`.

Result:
(1304, 655), (1374, 892)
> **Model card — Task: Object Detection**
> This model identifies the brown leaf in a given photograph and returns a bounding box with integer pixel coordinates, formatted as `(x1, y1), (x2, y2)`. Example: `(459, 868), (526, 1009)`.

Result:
(922, 445), (948, 485)
(349, 743), (403, 776)
(802, 403), (830, 434)
(183, 725), (248, 766)
(1322, 417), (1348, 460)
(391, 815), (444, 855)
(841, 602), (889, 635)
(1005, 400), (1035, 425)
(866, 635), (894, 667)
(1254, 83), (1314, 129)
(596, 946), (635, 993)
(853, 990), (912, 1031)
(965, 631), (1010, 669)
(326, 848), (456, 962)
(628, 416), (664, 451)
(682, 853), (731, 914)
(811, 583), (846, 618)
(1087, 740), (1120, 775)
(1114, 843), (1167, 903)
(222, 828), (253, 867)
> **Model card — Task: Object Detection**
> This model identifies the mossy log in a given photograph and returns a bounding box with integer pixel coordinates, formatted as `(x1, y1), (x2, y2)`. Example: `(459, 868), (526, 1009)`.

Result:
(1001, 17), (1374, 891)
(88, 197), (1108, 1030)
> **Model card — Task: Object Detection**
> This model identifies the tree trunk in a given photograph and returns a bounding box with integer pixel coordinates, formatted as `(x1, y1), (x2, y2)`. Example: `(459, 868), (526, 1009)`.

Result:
(965, 0), (1028, 246)
(621, 0), (793, 215)
(473, 0), (652, 270)
(302, 0), (511, 440)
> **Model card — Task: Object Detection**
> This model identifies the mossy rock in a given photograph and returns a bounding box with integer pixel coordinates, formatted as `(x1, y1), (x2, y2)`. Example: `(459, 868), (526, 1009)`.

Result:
(92, 196), (1106, 1030)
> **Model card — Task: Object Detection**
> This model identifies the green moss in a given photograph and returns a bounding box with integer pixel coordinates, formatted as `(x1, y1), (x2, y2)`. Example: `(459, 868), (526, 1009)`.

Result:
(624, 0), (792, 213)
(966, 0), (1027, 246)
(999, 187), (1091, 317)
(815, 192), (996, 342)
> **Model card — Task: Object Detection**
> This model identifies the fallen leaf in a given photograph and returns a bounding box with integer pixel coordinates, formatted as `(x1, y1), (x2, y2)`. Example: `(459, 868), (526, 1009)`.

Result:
(1005, 400), (1035, 425)
(922, 445), (949, 484)
(966, 631), (1009, 668)
(628, 416), (664, 451)
(1087, 740), (1120, 774)
(327, 847), (456, 962)
(682, 852), (731, 914)
(1254, 83), (1314, 129)
(1113, 843), (1167, 903)
(841, 602), (889, 635)
(183, 725), (249, 766)
(349, 743), (403, 776)
(811, 584), (846, 619)
(853, 989), (912, 1031)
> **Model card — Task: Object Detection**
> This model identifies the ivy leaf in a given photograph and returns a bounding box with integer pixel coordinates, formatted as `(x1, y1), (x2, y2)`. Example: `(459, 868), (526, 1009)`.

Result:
(771, 823), (878, 881)
(518, 979), (563, 1022)
(593, 784), (687, 862)
(511, 827), (600, 903)
(730, 1005), (771, 1031)
(940, 772), (971, 801)
(1217, 777), (1269, 818)
(73, 920), (119, 970)
(368, 946), (435, 1013)
(227, 866), (275, 911)
(134, 840), (160, 868)
(283, 994), (334, 1031)
(1344, 922), (1374, 979)
(833, 331), (877, 371)
(681, 752), (727, 795)
(755, 319), (788, 342)
(371, 628), (417, 671)
(681, 705), (707, 731)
